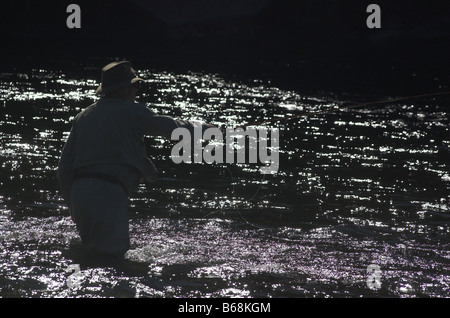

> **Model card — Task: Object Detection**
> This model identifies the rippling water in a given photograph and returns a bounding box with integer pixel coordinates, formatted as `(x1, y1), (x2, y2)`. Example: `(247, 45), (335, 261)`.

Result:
(0, 65), (449, 298)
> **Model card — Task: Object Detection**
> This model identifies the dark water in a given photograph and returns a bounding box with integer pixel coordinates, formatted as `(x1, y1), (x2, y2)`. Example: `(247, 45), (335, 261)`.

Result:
(0, 65), (449, 298)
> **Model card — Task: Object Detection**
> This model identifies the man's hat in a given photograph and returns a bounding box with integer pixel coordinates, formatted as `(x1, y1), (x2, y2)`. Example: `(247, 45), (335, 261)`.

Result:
(95, 61), (144, 95)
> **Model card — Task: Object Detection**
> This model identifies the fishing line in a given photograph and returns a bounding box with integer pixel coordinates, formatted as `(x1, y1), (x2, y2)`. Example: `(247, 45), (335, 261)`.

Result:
(202, 89), (450, 229)
(203, 164), (268, 228)
(237, 90), (450, 129)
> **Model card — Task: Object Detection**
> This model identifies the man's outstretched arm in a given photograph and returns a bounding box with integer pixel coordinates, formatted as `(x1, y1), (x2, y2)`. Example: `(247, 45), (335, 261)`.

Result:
(132, 103), (213, 138)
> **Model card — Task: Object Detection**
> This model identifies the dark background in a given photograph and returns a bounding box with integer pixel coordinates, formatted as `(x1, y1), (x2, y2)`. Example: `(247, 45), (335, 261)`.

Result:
(1, 0), (449, 95)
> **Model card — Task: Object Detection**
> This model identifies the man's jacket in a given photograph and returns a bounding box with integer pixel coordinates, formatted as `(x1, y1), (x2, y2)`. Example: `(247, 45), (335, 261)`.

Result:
(57, 97), (197, 206)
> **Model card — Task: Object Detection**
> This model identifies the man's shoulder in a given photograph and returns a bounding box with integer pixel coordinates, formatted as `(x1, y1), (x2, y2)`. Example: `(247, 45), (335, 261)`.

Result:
(80, 99), (143, 112)
(75, 99), (157, 122)
(73, 101), (97, 120)
(128, 102), (157, 116)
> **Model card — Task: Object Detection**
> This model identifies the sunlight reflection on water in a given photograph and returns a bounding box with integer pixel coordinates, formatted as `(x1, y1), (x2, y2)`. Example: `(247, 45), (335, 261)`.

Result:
(0, 67), (449, 297)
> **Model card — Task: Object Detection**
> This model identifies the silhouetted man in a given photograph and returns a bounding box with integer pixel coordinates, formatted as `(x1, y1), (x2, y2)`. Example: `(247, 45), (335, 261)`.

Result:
(57, 61), (207, 259)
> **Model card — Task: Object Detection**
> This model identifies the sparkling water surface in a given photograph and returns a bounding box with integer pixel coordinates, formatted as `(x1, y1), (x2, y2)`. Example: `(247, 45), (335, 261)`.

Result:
(0, 66), (448, 297)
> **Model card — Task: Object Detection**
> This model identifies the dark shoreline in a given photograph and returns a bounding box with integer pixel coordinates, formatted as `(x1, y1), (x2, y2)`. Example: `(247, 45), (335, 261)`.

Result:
(2, 44), (448, 100)
(1, 1), (448, 97)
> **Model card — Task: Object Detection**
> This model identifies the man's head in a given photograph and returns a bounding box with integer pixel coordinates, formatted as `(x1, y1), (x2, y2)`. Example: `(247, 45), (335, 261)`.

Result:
(96, 61), (144, 101)
(103, 82), (140, 101)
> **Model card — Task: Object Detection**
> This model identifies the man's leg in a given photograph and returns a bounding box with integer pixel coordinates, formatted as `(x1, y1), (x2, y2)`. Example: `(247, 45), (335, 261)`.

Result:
(71, 178), (130, 259)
